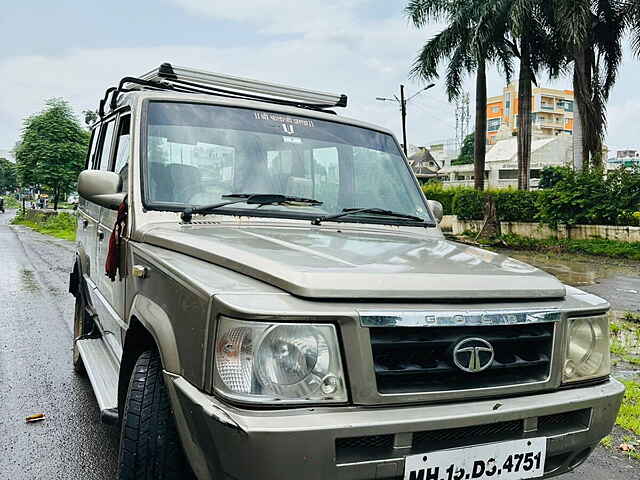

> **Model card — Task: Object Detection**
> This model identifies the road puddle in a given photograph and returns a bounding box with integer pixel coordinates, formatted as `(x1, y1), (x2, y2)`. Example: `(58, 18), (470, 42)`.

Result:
(500, 250), (640, 287)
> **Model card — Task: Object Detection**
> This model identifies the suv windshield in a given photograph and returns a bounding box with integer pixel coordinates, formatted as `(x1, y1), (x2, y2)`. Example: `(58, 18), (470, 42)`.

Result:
(144, 101), (433, 225)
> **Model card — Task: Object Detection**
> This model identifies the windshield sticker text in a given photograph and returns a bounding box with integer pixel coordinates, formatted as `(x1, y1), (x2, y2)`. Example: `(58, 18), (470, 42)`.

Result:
(254, 111), (315, 129)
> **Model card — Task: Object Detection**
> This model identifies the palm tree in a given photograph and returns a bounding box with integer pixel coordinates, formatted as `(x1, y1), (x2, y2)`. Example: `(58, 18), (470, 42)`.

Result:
(406, 0), (513, 191)
(552, 0), (626, 171)
(499, 0), (563, 189)
(626, 0), (640, 55)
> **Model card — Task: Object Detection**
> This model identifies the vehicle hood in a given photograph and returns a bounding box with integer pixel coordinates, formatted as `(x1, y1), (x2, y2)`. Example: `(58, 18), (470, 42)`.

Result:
(140, 224), (566, 300)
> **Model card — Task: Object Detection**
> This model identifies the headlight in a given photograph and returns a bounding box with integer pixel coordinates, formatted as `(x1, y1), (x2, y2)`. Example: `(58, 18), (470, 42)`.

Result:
(214, 317), (347, 404)
(563, 315), (610, 384)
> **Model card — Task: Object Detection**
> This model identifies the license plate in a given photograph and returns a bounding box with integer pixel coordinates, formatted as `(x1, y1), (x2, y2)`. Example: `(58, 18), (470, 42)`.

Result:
(404, 437), (547, 480)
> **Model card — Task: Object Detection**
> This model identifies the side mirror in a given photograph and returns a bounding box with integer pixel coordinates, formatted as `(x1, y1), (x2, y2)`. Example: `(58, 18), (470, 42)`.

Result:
(428, 200), (443, 223)
(78, 170), (125, 210)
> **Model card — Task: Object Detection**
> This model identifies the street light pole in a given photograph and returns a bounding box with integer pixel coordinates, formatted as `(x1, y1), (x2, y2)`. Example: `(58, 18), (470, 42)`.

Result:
(376, 83), (435, 157)
(400, 85), (408, 156)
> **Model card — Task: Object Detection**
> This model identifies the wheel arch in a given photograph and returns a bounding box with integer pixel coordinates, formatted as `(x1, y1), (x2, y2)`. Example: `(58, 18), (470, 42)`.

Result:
(118, 295), (181, 417)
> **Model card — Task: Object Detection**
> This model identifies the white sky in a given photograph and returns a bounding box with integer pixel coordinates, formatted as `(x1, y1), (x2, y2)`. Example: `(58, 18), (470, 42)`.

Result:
(0, 0), (638, 153)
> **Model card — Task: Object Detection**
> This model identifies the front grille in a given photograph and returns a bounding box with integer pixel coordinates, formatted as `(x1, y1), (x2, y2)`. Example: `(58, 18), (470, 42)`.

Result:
(412, 420), (523, 452)
(370, 323), (554, 394)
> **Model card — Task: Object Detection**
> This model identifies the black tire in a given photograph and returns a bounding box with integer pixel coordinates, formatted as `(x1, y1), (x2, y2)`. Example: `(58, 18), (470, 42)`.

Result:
(117, 350), (193, 480)
(72, 295), (88, 374)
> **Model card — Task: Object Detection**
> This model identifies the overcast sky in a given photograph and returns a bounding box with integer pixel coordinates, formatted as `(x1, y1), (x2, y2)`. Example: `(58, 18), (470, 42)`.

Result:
(1, 1), (638, 153)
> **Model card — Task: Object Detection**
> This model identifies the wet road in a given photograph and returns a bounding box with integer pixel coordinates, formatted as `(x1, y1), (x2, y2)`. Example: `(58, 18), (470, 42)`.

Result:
(0, 210), (119, 479)
(504, 249), (640, 314)
(0, 209), (637, 479)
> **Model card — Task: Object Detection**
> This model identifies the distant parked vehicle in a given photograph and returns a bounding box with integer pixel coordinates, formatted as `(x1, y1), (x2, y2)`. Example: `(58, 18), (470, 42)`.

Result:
(0, 197), (4, 214)
(67, 194), (79, 205)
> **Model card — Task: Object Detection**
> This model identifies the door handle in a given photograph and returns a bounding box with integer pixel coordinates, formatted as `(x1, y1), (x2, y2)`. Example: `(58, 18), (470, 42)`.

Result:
(98, 231), (105, 241)
(82, 220), (89, 230)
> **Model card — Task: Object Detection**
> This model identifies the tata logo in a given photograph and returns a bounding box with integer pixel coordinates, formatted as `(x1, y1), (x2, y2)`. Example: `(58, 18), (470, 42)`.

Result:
(453, 338), (495, 373)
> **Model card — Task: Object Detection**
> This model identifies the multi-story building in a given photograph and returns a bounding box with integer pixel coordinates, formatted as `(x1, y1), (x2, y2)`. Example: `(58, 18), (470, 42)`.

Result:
(486, 83), (575, 145)
(438, 135), (574, 189)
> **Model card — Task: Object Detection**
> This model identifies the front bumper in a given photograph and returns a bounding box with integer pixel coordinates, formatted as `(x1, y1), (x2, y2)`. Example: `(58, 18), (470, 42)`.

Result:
(165, 375), (624, 480)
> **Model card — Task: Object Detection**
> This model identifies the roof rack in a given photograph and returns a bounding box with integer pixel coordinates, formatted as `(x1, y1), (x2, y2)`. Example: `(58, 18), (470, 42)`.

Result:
(100, 62), (347, 118)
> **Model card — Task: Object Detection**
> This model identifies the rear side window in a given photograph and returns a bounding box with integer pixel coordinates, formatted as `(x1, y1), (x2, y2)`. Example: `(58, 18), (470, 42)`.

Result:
(113, 115), (131, 186)
(86, 128), (100, 169)
(96, 120), (116, 171)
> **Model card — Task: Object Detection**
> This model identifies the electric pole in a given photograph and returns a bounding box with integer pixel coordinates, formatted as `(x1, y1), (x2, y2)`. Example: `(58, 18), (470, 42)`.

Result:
(377, 83), (435, 157)
(400, 85), (407, 157)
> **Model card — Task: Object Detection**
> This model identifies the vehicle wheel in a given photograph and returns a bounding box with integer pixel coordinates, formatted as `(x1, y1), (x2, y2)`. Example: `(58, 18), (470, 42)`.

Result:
(117, 350), (193, 480)
(72, 295), (89, 374)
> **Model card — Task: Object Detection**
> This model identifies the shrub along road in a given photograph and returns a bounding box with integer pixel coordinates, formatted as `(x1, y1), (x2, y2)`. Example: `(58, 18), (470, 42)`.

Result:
(0, 208), (637, 479)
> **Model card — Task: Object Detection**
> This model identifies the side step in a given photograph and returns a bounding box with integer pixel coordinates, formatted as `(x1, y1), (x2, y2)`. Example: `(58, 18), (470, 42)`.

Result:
(76, 338), (120, 425)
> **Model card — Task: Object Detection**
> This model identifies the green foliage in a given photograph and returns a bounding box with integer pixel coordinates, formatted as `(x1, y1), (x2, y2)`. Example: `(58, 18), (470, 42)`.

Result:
(451, 133), (474, 166)
(497, 234), (640, 261)
(452, 188), (485, 220)
(492, 189), (541, 222)
(15, 98), (90, 209)
(425, 185), (540, 222)
(0, 158), (17, 192)
(538, 166), (572, 189)
(422, 183), (457, 214)
(536, 167), (640, 227)
(11, 211), (77, 241)
(2, 195), (20, 209)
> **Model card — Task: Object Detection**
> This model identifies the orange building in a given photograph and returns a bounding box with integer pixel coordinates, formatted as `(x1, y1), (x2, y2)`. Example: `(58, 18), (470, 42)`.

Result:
(486, 83), (574, 145)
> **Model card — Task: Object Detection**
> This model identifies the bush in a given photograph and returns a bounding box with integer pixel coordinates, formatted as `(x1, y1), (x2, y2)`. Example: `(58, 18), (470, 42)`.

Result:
(424, 167), (640, 228)
(492, 189), (540, 222)
(452, 188), (485, 220)
(538, 166), (572, 189)
(536, 167), (640, 227)
(422, 183), (457, 215)
(2, 195), (20, 209)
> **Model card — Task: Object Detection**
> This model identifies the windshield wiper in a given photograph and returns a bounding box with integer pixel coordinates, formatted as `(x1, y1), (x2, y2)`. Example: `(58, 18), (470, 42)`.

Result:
(311, 207), (428, 226)
(180, 193), (323, 223)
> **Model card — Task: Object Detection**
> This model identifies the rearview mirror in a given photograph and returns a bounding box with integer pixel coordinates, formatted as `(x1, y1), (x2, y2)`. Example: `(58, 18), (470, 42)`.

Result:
(427, 200), (443, 223)
(78, 170), (125, 210)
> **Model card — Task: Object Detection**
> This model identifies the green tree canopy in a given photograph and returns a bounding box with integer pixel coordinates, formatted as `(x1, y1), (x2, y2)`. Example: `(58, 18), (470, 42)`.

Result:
(0, 157), (17, 192)
(451, 133), (475, 165)
(15, 98), (89, 209)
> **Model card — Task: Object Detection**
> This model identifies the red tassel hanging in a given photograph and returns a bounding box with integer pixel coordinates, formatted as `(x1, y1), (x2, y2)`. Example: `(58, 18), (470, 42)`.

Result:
(105, 200), (128, 281)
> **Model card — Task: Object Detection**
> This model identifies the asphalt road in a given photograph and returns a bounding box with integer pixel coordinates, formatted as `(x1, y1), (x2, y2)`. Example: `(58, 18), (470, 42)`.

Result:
(0, 207), (637, 479)
(0, 210), (119, 479)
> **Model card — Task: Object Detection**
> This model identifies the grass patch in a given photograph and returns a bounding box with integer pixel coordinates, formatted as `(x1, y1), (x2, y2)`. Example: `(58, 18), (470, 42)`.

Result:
(600, 435), (614, 448)
(618, 381), (640, 435)
(11, 211), (77, 241)
(464, 233), (640, 261)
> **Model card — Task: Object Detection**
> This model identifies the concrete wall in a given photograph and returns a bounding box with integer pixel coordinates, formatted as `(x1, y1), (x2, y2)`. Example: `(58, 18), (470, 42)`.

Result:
(443, 215), (640, 243)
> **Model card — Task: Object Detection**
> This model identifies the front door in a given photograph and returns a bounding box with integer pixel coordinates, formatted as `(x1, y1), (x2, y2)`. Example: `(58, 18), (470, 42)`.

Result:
(90, 113), (128, 360)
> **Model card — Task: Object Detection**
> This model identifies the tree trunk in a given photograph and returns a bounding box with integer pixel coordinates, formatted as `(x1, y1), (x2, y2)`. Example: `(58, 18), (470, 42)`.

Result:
(517, 39), (532, 191)
(474, 60), (487, 191)
(572, 76), (584, 172)
(572, 47), (591, 171)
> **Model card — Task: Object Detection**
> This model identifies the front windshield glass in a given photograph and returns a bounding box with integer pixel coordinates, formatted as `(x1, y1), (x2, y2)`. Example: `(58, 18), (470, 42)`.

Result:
(144, 102), (432, 224)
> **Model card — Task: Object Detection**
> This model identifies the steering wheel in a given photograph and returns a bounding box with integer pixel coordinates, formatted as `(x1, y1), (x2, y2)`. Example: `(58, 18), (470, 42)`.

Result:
(173, 179), (231, 205)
